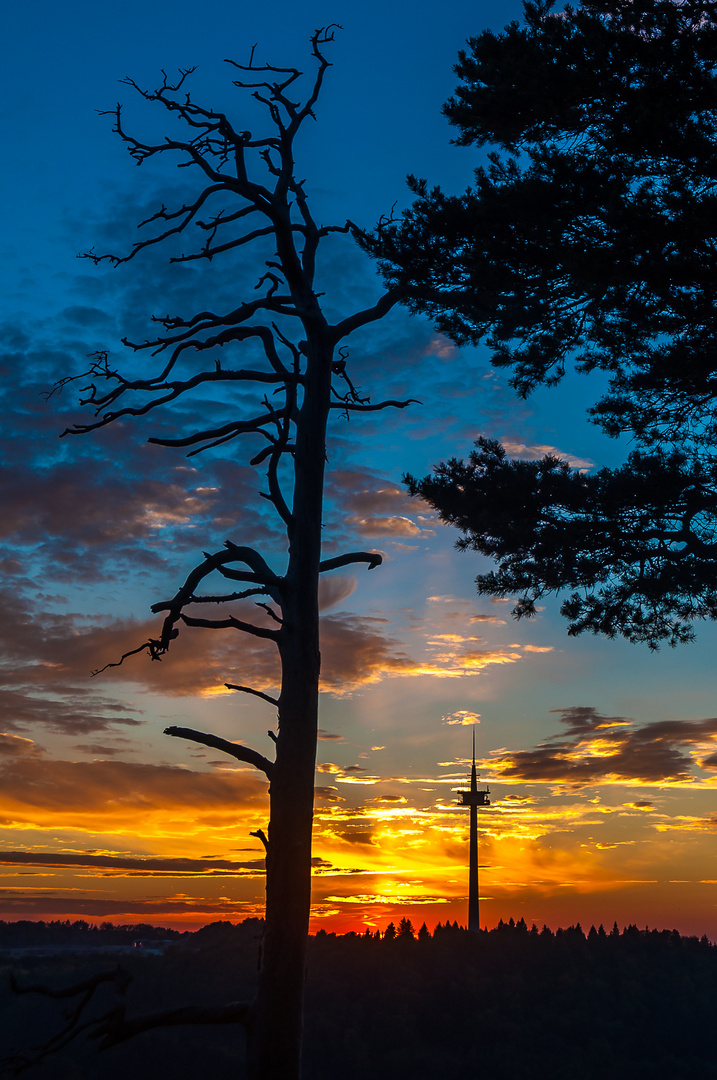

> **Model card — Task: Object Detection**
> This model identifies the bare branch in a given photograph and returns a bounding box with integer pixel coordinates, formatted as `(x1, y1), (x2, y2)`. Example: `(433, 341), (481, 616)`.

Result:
(164, 726), (274, 777)
(61, 364), (296, 439)
(3, 968), (132, 1074)
(92, 544), (283, 677)
(330, 287), (405, 342)
(225, 683), (279, 707)
(329, 397), (420, 414)
(180, 612), (280, 640)
(10, 968), (131, 1003)
(169, 224), (302, 264)
(250, 828), (269, 851)
(255, 601), (283, 624)
(91, 635), (174, 675)
(94, 1001), (252, 1050)
(79, 184), (227, 266)
(178, 588), (267, 605)
(319, 552), (383, 573)
(147, 409), (285, 450)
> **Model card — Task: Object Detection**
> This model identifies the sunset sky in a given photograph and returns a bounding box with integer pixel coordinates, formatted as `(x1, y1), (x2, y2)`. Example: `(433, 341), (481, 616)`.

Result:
(2, 0), (717, 939)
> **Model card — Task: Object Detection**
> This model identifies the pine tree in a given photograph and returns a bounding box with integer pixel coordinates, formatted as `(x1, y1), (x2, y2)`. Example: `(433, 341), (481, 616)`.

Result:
(366, 0), (717, 647)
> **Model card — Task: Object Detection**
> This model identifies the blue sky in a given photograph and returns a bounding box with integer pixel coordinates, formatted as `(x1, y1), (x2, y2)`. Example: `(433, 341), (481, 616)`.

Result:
(1, 0), (717, 935)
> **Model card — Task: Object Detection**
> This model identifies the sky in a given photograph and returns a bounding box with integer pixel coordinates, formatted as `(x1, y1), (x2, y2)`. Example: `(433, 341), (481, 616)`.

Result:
(2, 0), (717, 939)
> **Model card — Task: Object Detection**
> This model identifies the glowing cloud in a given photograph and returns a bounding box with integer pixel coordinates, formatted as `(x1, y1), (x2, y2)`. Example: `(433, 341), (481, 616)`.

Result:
(485, 708), (717, 787)
(444, 711), (481, 726)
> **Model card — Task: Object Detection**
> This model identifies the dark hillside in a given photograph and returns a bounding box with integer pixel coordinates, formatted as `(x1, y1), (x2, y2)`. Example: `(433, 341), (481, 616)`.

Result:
(1, 919), (716, 1079)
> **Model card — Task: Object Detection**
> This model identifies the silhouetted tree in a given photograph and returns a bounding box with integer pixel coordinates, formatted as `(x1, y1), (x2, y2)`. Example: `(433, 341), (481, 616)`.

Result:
(406, 439), (717, 647)
(396, 918), (416, 939)
(383, 922), (397, 941)
(364, 0), (717, 647)
(32, 27), (442, 1080)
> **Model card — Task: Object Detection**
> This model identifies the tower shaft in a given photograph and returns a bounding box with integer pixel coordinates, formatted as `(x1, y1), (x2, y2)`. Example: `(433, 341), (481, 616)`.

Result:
(468, 803), (479, 932)
(459, 729), (489, 932)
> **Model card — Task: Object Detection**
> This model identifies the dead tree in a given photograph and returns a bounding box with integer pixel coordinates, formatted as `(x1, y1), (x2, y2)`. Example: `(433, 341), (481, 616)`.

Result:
(37, 27), (417, 1080)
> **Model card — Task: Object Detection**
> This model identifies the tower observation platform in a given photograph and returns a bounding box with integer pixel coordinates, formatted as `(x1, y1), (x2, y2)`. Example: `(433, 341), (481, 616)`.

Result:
(457, 730), (490, 932)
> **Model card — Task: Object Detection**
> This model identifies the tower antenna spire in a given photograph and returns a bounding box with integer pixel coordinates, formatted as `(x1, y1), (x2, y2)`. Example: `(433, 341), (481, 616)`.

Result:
(459, 725), (490, 931)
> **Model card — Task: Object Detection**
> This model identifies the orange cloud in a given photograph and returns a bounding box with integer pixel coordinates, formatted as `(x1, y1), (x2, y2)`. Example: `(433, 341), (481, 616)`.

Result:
(0, 753), (268, 832)
(484, 708), (717, 787)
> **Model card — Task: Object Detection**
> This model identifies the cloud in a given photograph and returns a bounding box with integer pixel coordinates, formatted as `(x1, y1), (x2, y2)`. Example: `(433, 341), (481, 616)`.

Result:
(550, 706), (633, 737)
(76, 743), (135, 757)
(316, 762), (382, 786)
(0, 686), (144, 737)
(653, 815), (717, 833)
(0, 461), (219, 553)
(0, 893), (260, 919)
(318, 575), (357, 612)
(322, 892), (449, 906)
(332, 827), (376, 846)
(444, 710), (481, 726)
(487, 708), (717, 788)
(0, 734), (44, 758)
(351, 515), (422, 538)
(0, 755), (268, 829)
(0, 334), (279, 585)
(325, 469), (434, 541)
(500, 439), (594, 471)
(1, 583), (522, 718)
(0, 582), (282, 707)
(57, 304), (115, 329)
(319, 613), (524, 693)
(314, 786), (343, 802)
(0, 850), (264, 877)
(318, 613), (415, 692)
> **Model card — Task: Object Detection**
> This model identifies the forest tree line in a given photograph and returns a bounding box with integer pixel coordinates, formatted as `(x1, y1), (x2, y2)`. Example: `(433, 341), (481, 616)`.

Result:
(2, 915), (716, 1080)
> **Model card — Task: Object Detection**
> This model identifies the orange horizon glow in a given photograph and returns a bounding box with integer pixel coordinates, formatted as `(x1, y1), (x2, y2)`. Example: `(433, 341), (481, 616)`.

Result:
(2, 732), (716, 942)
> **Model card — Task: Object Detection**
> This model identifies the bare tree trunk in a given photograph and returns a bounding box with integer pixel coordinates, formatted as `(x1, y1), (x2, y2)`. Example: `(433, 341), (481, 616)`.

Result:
(246, 333), (331, 1079)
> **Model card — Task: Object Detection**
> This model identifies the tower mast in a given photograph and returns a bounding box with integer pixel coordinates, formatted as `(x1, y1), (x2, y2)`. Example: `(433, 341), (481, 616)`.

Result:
(459, 729), (490, 931)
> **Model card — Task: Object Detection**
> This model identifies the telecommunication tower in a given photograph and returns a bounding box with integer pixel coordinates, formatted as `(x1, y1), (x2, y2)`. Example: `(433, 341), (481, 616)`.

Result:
(457, 729), (490, 932)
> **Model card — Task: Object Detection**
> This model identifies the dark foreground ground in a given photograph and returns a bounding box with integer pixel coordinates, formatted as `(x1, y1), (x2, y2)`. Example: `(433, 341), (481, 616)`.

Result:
(1, 918), (716, 1079)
